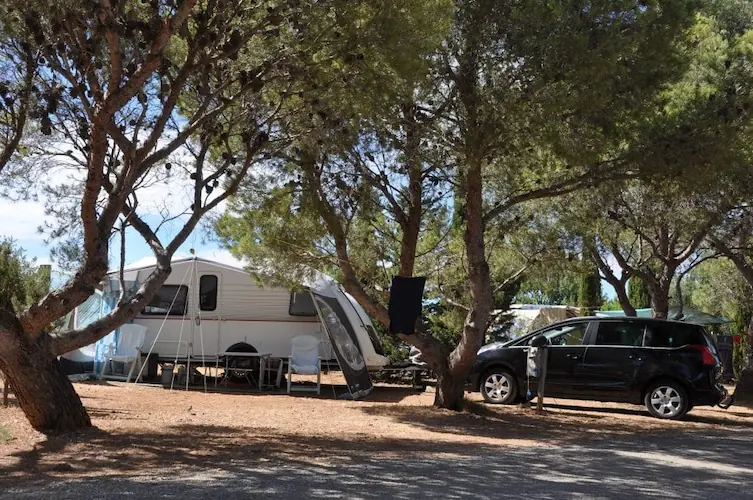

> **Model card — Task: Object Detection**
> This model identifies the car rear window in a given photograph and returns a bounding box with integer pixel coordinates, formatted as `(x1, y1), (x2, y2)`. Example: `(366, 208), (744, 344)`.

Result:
(644, 323), (706, 348)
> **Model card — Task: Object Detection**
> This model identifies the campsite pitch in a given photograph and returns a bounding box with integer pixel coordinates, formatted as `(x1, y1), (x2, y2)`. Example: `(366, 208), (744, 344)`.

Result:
(1, 381), (753, 499)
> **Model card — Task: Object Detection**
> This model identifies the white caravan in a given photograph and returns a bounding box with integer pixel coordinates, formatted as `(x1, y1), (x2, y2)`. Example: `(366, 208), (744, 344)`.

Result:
(62, 257), (390, 371)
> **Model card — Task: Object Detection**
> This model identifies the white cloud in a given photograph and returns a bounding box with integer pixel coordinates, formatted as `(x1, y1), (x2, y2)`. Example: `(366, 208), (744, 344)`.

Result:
(0, 200), (47, 240)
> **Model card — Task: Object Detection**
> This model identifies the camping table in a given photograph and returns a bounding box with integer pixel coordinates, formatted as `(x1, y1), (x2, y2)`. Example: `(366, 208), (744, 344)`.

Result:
(220, 352), (271, 390)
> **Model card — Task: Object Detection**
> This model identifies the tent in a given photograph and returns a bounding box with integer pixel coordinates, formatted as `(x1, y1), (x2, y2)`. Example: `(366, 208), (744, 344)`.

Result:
(506, 304), (581, 338)
(595, 308), (731, 326)
(61, 280), (140, 373)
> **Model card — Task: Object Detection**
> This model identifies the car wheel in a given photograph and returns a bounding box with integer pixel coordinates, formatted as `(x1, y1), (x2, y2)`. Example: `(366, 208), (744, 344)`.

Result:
(644, 380), (690, 420)
(480, 370), (517, 405)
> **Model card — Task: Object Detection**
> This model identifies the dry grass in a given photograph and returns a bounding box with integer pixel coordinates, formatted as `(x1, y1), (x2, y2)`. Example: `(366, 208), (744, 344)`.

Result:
(1, 379), (752, 483)
(0, 426), (11, 445)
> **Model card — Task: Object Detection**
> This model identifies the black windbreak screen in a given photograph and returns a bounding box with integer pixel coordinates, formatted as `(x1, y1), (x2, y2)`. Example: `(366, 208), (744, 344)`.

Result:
(313, 293), (372, 399)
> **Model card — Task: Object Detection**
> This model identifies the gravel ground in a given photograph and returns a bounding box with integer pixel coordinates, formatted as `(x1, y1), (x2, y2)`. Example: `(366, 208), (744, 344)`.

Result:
(2, 381), (753, 499)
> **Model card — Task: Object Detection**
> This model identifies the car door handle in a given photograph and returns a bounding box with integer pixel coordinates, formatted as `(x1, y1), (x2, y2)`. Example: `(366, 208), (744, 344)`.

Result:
(629, 354), (642, 361)
(566, 354), (581, 360)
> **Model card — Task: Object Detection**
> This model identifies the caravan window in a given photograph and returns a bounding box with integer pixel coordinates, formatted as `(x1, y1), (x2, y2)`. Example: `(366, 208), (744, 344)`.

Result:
(199, 275), (218, 311)
(289, 291), (317, 316)
(142, 285), (188, 316)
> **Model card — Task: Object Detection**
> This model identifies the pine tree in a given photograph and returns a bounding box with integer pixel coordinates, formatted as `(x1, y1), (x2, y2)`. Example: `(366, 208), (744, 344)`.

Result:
(578, 270), (602, 315)
(628, 277), (652, 309)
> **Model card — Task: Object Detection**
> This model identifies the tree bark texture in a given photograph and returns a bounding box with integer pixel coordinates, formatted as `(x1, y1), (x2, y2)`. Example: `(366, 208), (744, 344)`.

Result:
(649, 279), (672, 319)
(748, 314), (753, 368)
(0, 312), (90, 432)
(433, 366), (467, 411)
(616, 285), (637, 317)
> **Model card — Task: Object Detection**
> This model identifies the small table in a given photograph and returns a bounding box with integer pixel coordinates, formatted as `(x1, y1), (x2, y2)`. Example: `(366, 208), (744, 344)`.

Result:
(221, 352), (271, 390)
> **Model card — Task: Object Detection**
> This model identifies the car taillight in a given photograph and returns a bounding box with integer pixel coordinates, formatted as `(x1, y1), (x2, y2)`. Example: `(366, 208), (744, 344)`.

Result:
(689, 345), (716, 366)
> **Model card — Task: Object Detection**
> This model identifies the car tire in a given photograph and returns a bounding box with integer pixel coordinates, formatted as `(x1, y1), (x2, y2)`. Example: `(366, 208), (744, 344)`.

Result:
(644, 380), (690, 420)
(480, 369), (518, 405)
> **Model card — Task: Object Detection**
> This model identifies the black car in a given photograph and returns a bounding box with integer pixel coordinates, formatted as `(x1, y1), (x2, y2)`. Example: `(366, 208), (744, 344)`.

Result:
(468, 317), (727, 419)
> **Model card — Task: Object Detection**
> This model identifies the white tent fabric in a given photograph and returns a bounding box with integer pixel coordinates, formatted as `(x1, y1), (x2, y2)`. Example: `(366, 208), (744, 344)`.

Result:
(506, 305), (580, 338)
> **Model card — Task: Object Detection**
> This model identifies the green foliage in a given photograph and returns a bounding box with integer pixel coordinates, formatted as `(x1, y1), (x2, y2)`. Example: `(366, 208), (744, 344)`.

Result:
(423, 300), (465, 349)
(578, 270), (602, 312)
(730, 301), (751, 377)
(684, 259), (750, 319)
(517, 272), (580, 306)
(601, 297), (624, 311)
(219, 0), (753, 366)
(0, 239), (49, 314)
(371, 321), (410, 365)
(628, 277), (652, 309)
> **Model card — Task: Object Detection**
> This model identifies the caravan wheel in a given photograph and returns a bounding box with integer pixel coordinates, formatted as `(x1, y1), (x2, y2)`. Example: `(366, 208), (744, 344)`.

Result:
(225, 343), (259, 384)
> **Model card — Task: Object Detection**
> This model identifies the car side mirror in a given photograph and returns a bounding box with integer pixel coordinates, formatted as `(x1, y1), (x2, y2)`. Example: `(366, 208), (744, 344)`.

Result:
(530, 335), (550, 347)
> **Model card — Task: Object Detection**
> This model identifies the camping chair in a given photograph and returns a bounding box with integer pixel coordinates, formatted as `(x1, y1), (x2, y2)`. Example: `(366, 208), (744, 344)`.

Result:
(99, 324), (148, 383)
(287, 335), (321, 395)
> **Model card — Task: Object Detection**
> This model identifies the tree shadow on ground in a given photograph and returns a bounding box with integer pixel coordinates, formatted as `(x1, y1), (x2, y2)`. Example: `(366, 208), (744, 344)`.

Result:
(2, 421), (753, 500)
(358, 399), (753, 444)
(0, 423), (501, 482)
(540, 401), (753, 428)
(77, 382), (423, 403)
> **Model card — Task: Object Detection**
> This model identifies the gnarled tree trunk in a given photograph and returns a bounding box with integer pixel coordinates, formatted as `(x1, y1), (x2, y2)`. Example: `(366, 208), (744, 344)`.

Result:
(649, 280), (671, 319)
(434, 366), (467, 411)
(0, 312), (90, 432)
(731, 316), (753, 409)
(748, 314), (753, 369)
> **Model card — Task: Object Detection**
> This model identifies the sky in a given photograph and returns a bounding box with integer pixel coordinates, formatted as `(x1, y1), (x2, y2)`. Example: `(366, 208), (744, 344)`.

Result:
(0, 162), (244, 286)
(0, 158), (618, 300)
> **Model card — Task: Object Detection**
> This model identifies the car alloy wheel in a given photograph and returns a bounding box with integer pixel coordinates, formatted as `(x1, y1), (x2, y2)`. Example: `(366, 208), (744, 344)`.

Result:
(649, 385), (684, 418)
(482, 372), (514, 404)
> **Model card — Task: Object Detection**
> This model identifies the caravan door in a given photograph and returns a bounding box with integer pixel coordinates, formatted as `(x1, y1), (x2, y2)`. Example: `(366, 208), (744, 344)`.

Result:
(193, 271), (222, 357)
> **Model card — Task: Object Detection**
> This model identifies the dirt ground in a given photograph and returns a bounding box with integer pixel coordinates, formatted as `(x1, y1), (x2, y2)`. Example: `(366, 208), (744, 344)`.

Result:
(1, 377), (752, 484)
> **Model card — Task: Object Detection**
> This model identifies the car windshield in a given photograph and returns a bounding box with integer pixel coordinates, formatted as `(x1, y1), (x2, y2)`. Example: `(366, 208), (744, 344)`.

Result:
(527, 323), (587, 346)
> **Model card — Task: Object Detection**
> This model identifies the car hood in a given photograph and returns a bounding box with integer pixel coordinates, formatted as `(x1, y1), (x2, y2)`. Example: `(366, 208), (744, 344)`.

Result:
(477, 340), (513, 354)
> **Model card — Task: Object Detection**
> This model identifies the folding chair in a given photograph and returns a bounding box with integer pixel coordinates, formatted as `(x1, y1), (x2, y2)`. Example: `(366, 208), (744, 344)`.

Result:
(287, 335), (321, 394)
(99, 324), (148, 382)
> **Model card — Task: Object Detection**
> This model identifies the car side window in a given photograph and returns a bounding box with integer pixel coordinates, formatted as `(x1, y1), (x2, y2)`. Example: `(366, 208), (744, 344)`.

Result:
(594, 322), (645, 346)
(644, 323), (705, 348)
(535, 323), (588, 346)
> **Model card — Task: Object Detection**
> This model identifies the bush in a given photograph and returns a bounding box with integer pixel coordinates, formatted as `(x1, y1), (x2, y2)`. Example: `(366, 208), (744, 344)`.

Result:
(372, 322), (410, 364)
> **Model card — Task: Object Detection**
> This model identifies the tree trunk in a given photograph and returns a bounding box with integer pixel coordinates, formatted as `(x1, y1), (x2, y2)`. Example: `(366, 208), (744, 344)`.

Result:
(673, 275), (685, 320)
(650, 286), (670, 319)
(434, 367), (467, 411)
(748, 314), (753, 368)
(0, 312), (90, 432)
(615, 284), (637, 317)
(731, 315), (753, 409)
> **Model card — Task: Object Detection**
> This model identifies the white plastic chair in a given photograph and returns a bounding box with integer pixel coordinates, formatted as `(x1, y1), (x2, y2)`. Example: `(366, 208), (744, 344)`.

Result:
(287, 335), (321, 395)
(99, 324), (148, 383)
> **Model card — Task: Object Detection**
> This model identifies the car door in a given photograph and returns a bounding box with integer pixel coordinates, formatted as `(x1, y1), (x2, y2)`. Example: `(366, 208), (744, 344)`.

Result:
(575, 320), (647, 401)
(535, 321), (592, 398)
